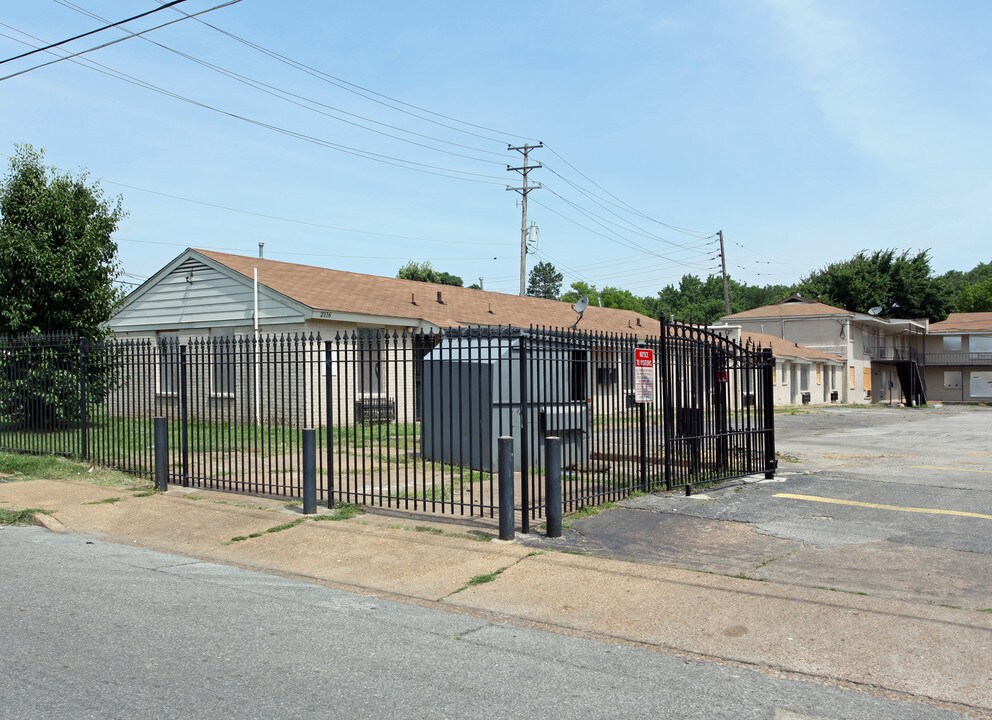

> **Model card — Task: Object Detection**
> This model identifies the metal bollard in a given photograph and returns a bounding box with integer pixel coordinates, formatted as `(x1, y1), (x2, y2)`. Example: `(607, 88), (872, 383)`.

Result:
(153, 416), (168, 492)
(498, 436), (514, 541)
(302, 428), (317, 515)
(545, 436), (563, 538)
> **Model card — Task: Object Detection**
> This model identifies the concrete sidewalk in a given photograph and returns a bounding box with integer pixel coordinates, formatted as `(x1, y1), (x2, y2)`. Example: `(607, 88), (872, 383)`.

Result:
(2, 477), (991, 718)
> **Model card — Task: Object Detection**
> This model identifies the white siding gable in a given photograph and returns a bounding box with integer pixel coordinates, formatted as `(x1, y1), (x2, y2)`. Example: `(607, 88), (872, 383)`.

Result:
(108, 256), (306, 332)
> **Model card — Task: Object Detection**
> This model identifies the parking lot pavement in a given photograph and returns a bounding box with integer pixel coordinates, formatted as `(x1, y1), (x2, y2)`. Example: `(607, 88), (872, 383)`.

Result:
(534, 405), (992, 610)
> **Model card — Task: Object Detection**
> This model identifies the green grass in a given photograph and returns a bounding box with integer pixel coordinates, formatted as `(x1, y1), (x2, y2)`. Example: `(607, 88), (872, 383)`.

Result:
(130, 488), (161, 497)
(229, 518), (305, 543)
(309, 503), (365, 521)
(0, 507), (48, 525)
(467, 568), (505, 586)
(0, 452), (145, 488)
(2, 413), (419, 459)
(84, 496), (122, 505)
(415, 525), (444, 535)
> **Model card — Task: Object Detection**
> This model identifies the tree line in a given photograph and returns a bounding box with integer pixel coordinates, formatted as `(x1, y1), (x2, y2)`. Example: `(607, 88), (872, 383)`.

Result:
(400, 255), (992, 324)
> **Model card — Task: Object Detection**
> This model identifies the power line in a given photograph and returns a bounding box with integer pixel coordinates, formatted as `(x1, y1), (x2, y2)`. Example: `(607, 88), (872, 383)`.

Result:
(542, 143), (714, 238)
(0, 25), (509, 184)
(155, 0), (536, 146)
(96, 177), (513, 246)
(531, 193), (718, 270)
(53, 0), (514, 166)
(0, 1), (240, 83)
(0, 0), (188, 65)
(116, 237), (512, 262)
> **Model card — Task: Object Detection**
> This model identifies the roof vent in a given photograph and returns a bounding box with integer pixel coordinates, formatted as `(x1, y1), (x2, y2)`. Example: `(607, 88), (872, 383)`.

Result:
(488, 302), (494, 314)
(436, 291), (444, 304)
(636, 317), (642, 327)
(411, 293), (417, 305)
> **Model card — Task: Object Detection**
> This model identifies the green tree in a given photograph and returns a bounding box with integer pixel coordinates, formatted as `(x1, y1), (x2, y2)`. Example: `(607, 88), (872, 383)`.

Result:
(798, 249), (948, 321)
(0, 145), (125, 337)
(941, 260), (992, 313)
(599, 286), (647, 314)
(954, 277), (992, 312)
(396, 260), (463, 286)
(526, 261), (563, 299)
(560, 281), (600, 307)
(0, 145), (126, 428)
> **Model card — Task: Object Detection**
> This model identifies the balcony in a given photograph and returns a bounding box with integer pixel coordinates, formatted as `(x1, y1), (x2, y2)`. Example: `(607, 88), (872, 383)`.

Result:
(924, 351), (992, 367)
(867, 347), (919, 362)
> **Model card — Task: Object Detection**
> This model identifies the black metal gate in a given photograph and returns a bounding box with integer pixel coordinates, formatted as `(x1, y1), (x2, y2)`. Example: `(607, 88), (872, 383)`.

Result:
(659, 321), (776, 490)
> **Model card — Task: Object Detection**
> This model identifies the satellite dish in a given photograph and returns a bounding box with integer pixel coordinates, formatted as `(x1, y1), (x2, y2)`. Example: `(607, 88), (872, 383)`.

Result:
(867, 306), (883, 316)
(570, 296), (589, 330)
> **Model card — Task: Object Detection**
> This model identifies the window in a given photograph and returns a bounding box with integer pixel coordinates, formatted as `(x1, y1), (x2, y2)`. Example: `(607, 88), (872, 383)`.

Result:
(158, 332), (180, 395)
(971, 371), (992, 398)
(943, 371), (962, 389)
(596, 366), (618, 386)
(771, 365), (777, 386)
(972, 336), (992, 353)
(943, 336), (962, 352)
(849, 366), (856, 390)
(800, 366), (810, 392)
(815, 363), (822, 385)
(863, 368), (872, 394)
(211, 330), (235, 396)
(570, 350), (588, 401)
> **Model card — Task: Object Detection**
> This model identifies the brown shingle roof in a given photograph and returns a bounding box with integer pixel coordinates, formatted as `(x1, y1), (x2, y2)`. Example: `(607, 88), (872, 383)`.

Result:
(740, 330), (844, 363)
(928, 312), (992, 333)
(198, 249), (659, 335)
(721, 298), (851, 320)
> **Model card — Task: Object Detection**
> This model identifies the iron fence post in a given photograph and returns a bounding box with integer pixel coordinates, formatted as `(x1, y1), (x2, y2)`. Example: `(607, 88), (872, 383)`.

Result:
(545, 436), (562, 538)
(302, 428), (317, 514)
(179, 344), (189, 487)
(518, 333), (530, 534)
(659, 320), (675, 491)
(154, 416), (169, 492)
(79, 338), (88, 461)
(498, 436), (514, 541)
(762, 348), (776, 479)
(324, 340), (334, 508)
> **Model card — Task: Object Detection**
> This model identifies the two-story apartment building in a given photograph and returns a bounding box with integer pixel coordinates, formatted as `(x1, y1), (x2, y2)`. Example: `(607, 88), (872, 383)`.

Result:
(923, 312), (992, 402)
(714, 296), (928, 405)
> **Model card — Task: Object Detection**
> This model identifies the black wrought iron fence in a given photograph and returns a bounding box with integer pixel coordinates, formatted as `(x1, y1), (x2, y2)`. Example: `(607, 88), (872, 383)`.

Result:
(0, 323), (775, 528)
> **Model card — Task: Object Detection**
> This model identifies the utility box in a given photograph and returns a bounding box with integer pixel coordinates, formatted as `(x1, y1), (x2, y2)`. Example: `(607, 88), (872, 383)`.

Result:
(420, 334), (590, 472)
(801, 391), (811, 405)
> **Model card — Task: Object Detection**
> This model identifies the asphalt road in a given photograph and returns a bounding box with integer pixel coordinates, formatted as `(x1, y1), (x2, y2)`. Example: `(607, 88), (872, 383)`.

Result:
(541, 405), (992, 609)
(0, 526), (970, 720)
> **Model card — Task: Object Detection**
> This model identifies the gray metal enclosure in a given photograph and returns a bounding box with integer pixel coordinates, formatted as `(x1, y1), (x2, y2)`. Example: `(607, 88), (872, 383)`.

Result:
(420, 335), (589, 472)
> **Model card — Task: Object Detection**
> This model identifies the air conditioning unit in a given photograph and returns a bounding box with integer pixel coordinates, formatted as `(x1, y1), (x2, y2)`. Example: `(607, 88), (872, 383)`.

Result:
(354, 395), (396, 424)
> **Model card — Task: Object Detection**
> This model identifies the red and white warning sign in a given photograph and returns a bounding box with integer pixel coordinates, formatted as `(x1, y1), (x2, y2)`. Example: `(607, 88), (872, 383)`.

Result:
(634, 348), (655, 403)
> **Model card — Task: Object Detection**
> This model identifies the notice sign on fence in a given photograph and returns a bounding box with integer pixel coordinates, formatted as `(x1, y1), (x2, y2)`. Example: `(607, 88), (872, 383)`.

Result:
(634, 348), (655, 403)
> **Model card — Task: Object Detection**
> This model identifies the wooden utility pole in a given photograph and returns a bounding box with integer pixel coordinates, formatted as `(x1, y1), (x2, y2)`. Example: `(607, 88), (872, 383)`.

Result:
(718, 230), (731, 315)
(507, 143), (543, 296)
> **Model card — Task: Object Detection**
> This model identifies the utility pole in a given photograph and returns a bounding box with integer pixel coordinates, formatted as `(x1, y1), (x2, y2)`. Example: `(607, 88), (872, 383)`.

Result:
(507, 142), (543, 296)
(718, 230), (731, 315)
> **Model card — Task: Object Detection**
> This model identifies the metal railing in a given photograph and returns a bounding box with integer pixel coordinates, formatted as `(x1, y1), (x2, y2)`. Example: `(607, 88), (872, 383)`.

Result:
(924, 351), (992, 366)
(0, 325), (776, 527)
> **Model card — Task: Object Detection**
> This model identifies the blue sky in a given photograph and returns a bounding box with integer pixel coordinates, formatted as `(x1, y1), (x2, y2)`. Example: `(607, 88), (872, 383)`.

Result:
(2, 0), (990, 298)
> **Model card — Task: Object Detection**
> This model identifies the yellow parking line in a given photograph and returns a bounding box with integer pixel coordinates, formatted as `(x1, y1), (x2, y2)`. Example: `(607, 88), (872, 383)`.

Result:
(773, 493), (992, 520)
(910, 465), (992, 474)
